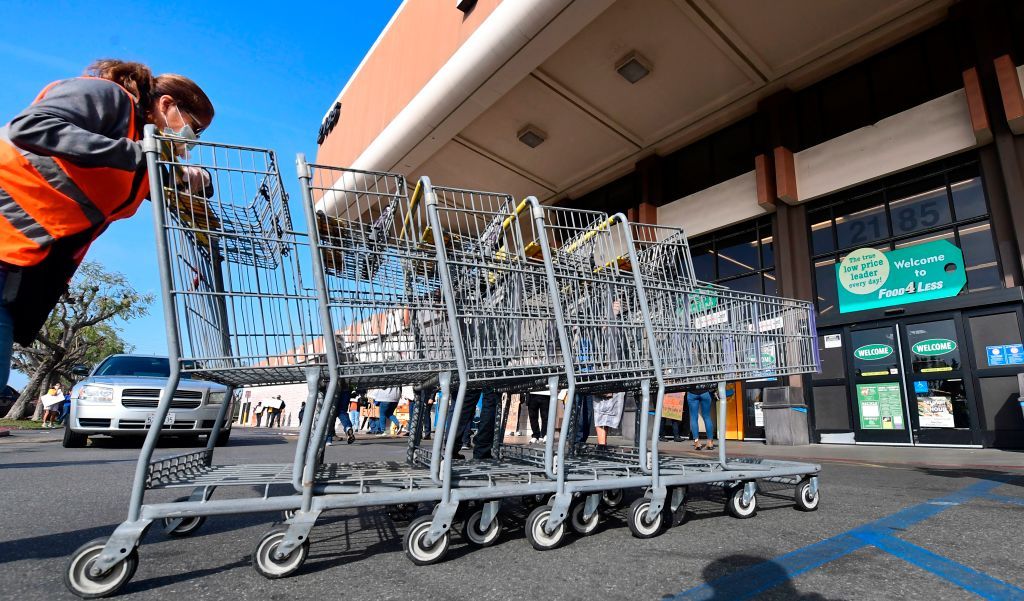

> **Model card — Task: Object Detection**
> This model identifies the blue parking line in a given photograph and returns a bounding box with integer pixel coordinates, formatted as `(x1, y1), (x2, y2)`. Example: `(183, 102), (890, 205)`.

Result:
(981, 493), (1024, 507)
(854, 531), (1024, 600)
(668, 478), (1019, 600)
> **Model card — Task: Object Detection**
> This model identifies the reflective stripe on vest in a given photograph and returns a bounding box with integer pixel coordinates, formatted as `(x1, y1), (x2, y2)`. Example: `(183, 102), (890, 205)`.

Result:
(0, 78), (147, 267)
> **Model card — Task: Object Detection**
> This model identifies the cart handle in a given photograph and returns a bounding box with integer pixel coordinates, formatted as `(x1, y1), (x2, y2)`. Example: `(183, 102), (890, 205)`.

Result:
(563, 214), (620, 254)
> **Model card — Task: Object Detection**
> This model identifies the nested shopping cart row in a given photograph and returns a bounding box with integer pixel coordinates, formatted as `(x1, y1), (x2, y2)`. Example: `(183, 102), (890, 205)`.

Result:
(64, 129), (821, 598)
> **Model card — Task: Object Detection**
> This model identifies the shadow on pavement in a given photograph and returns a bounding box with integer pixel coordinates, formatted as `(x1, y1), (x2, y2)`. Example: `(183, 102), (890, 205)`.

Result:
(85, 434), (288, 450)
(913, 467), (1024, 488)
(0, 458), (136, 470)
(689, 553), (842, 600)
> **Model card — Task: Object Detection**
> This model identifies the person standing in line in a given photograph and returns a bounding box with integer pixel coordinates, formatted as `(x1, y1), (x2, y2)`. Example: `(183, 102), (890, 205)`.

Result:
(263, 401), (274, 428)
(592, 391), (624, 447)
(454, 390), (498, 460)
(686, 382), (717, 451)
(348, 391), (361, 434)
(274, 395), (286, 427)
(372, 387), (402, 436)
(326, 387), (356, 446)
(526, 391), (548, 444)
(574, 392), (594, 446)
(41, 385), (63, 428)
(252, 401), (263, 427)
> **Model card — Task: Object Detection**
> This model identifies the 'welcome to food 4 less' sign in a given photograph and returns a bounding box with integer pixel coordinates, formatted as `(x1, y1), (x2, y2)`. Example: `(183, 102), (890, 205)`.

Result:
(836, 240), (966, 314)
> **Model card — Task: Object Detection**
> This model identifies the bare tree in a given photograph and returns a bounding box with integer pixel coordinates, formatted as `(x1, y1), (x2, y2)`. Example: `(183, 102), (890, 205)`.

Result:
(4, 262), (153, 420)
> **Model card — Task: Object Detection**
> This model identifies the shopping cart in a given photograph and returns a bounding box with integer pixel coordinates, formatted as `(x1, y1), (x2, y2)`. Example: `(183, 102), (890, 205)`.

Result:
(605, 221), (822, 534)
(64, 127), (326, 598)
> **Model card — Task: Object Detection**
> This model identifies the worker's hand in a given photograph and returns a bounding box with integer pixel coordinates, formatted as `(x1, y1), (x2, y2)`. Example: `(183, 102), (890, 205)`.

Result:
(177, 165), (213, 196)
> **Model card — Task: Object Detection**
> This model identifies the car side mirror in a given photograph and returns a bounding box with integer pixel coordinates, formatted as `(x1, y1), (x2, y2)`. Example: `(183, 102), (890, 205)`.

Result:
(71, 365), (90, 377)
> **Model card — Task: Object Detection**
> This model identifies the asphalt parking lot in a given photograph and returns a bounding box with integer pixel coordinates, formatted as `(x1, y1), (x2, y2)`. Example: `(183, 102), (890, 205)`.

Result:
(1, 429), (1023, 600)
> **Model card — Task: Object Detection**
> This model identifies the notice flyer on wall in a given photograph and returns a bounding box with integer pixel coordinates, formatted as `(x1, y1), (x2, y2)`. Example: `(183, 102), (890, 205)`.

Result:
(661, 393), (684, 421)
(917, 396), (956, 428)
(857, 382), (905, 430)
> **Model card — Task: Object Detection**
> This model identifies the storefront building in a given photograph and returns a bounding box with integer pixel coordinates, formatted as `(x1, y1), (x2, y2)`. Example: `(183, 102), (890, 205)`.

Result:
(316, 0), (1024, 448)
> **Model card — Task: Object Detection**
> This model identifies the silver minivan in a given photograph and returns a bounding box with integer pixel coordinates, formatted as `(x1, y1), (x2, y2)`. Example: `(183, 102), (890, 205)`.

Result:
(63, 354), (232, 448)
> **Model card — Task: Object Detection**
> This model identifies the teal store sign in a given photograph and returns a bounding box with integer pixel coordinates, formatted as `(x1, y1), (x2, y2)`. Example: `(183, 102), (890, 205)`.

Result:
(836, 240), (966, 314)
(911, 338), (957, 356)
(854, 344), (893, 361)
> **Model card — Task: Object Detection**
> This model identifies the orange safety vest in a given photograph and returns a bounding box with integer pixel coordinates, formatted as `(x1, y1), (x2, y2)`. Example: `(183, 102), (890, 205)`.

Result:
(0, 77), (150, 267)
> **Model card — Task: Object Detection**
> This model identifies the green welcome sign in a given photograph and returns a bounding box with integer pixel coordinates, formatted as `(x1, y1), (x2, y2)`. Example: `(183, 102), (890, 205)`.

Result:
(911, 338), (957, 356)
(854, 344), (893, 361)
(836, 240), (966, 314)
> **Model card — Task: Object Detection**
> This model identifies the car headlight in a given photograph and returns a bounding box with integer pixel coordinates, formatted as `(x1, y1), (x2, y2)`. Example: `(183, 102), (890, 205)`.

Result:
(207, 392), (227, 404)
(78, 385), (113, 405)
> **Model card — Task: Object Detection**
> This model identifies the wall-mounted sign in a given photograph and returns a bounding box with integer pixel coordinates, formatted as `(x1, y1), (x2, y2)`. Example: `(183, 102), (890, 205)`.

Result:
(317, 101), (341, 145)
(986, 344), (1024, 366)
(836, 240), (966, 314)
(911, 338), (957, 356)
(824, 334), (842, 348)
(854, 344), (894, 361)
(856, 382), (905, 430)
(688, 287), (719, 314)
(661, 393), (684, 421)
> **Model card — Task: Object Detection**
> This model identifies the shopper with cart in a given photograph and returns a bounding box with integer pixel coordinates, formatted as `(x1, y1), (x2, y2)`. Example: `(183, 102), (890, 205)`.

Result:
(0, 59), (213, 390)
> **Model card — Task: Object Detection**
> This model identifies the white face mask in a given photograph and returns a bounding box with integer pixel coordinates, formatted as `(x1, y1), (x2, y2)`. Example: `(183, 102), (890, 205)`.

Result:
(162, 104), (198, 150)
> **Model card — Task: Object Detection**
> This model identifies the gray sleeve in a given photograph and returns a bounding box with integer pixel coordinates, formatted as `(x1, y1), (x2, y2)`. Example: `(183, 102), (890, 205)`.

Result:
(6, 78), (143, 171)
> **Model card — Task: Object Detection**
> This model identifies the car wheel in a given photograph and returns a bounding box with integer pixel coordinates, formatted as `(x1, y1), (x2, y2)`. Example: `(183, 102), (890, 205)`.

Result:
(63, 422), (88, 448)
(214, 428), (231, 447)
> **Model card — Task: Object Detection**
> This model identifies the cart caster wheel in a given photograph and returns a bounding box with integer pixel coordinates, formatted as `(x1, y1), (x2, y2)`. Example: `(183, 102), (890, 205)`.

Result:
(600, 489), (624, 509)
(521, 493), (546, 509)
(162, 497), (206, 536)
(669, 486), (689, 527)
(404, 515), (450, 565)
(252, 527), (309, 579)
(462, 509), (502, 548)
(627, 498), (666, 539)
(388, 503), (417, 523)
(64, 537), (138, 599)
(794, 479), (820, 512)
(726, 485), (758, 519)
(569, 501), (600, 536)
(524, 505), (566, 550)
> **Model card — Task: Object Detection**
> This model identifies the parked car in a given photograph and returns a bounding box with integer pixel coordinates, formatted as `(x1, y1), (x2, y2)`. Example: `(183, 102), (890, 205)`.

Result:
(63, 354), (232, 448)
(0, 385), (19, 417)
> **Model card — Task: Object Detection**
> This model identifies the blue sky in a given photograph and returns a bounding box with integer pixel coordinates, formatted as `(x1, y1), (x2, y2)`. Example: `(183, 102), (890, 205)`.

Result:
(1, 0), (402, 388)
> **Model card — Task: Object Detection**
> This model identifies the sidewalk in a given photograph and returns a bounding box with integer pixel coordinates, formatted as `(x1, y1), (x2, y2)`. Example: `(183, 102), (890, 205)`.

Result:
(648, 437), (1024, 471)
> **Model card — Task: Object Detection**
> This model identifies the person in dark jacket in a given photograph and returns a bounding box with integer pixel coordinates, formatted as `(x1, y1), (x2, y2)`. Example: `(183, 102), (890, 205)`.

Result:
(0, 59), (214, 390)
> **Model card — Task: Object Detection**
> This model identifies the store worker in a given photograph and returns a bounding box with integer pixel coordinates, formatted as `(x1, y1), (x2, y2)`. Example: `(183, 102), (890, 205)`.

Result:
(0, 59), (214, 390)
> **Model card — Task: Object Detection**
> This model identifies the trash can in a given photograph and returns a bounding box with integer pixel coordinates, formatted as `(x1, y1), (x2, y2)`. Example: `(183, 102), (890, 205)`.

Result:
(762, 386), (810, 446)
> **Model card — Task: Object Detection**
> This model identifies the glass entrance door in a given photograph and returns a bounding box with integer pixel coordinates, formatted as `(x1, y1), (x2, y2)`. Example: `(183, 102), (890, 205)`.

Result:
(849, 326), (913, 444)
(899, 316), (981, 445)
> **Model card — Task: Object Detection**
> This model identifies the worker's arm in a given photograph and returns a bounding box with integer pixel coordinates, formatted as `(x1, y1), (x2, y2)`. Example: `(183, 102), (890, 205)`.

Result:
(7, 78), (142, 171)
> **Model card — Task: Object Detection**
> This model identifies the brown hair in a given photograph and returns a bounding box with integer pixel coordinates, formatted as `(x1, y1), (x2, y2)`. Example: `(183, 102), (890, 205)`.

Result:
(153, 74), (215, 129)
(85, 59), (214, 129)
(85, 59), (154, 104)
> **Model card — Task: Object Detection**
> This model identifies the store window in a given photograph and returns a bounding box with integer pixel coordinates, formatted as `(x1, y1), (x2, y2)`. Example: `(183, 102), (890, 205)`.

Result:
(808, 157), (1000, 317)
(690, 217), (776, 295)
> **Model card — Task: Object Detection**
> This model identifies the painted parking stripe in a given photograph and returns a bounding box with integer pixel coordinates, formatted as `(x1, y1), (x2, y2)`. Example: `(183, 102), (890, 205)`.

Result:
(981, 493), (1024, 507)
(854, 531), (1024, 600)
(667, 478), (1016, 600)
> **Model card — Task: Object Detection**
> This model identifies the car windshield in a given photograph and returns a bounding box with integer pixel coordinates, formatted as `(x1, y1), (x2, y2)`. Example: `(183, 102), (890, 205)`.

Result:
(93, 357), (192, 379)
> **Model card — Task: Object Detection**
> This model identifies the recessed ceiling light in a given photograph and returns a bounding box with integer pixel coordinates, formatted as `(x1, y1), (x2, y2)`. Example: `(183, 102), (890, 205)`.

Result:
(616, 51), (652, 84)
(517, 125), (546, 148)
